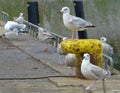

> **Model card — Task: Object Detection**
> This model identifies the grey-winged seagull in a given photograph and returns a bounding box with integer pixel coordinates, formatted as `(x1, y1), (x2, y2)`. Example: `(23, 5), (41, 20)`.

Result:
(100, 37), (113, 57)
(100, 37), (114, 73)
(60, 6), (95, 39)
(81, 53), (111, 90)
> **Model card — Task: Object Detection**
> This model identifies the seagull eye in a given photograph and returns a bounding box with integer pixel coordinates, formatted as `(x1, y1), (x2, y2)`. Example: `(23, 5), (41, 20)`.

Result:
(64, 8), (68, 11)
(87, 54), (90, 57)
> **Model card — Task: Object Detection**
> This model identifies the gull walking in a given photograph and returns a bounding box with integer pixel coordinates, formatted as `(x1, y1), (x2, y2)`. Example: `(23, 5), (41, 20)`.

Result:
(81, 53), (111, 90)
(60, 6), (95, 39)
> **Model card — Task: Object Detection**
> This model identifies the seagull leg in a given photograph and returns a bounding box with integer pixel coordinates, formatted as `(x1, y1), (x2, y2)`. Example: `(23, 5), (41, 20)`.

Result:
(102, 79), (107, 93)
(86, 80), (97, 90)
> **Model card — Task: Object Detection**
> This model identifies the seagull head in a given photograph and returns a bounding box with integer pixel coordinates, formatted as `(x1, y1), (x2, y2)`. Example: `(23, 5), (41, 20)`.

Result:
(83, 53), (90, 60)
(60, 7), (70, 14)
(20, 13), (23, 16)
(100, 37), (107, 43)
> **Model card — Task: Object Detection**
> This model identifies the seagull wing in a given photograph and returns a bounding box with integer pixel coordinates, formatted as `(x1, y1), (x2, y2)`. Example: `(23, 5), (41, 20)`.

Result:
(102, 43), (113, 56)
(91, 64), (110, 79)
(69, 15), (93, 28)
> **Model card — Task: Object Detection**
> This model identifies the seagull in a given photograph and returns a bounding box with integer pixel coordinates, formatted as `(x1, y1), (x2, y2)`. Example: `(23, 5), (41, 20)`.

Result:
(4, 21), (26, 34)
(100, 37), (113, 57)
(65, 53), (76, 67)
(37, 27), (56, 52)
(57, 37), (68, 64)
(81, 53), (111, 90)
(14, 12), (24, 24)
(100, 37), (114, 73)
(2, 28), (19, 39)
(60, 6), (95, 39)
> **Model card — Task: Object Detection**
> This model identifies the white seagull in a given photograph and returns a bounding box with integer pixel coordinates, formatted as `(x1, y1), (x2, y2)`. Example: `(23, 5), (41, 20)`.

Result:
(60, 6), (95, 39)
(81, 53), (111, 90)
(4, 21), (26, 34)
(37, 27), (56, 52)
(100, 37), (114, 73)
(100, 37), (113, 57)
(14, 12), (24, 24)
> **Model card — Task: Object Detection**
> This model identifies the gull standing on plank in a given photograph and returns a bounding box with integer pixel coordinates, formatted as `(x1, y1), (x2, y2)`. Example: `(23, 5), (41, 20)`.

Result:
(4, 21), (26, 34)
(60, 6), (95, 39)
(81, 53), (111, 90)
(14, 12), (24, 24)
(37, 27), (56, 52)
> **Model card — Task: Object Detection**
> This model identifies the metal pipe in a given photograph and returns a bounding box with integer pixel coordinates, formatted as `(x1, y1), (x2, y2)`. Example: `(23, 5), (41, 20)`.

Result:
(73, 0), (88, 39)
